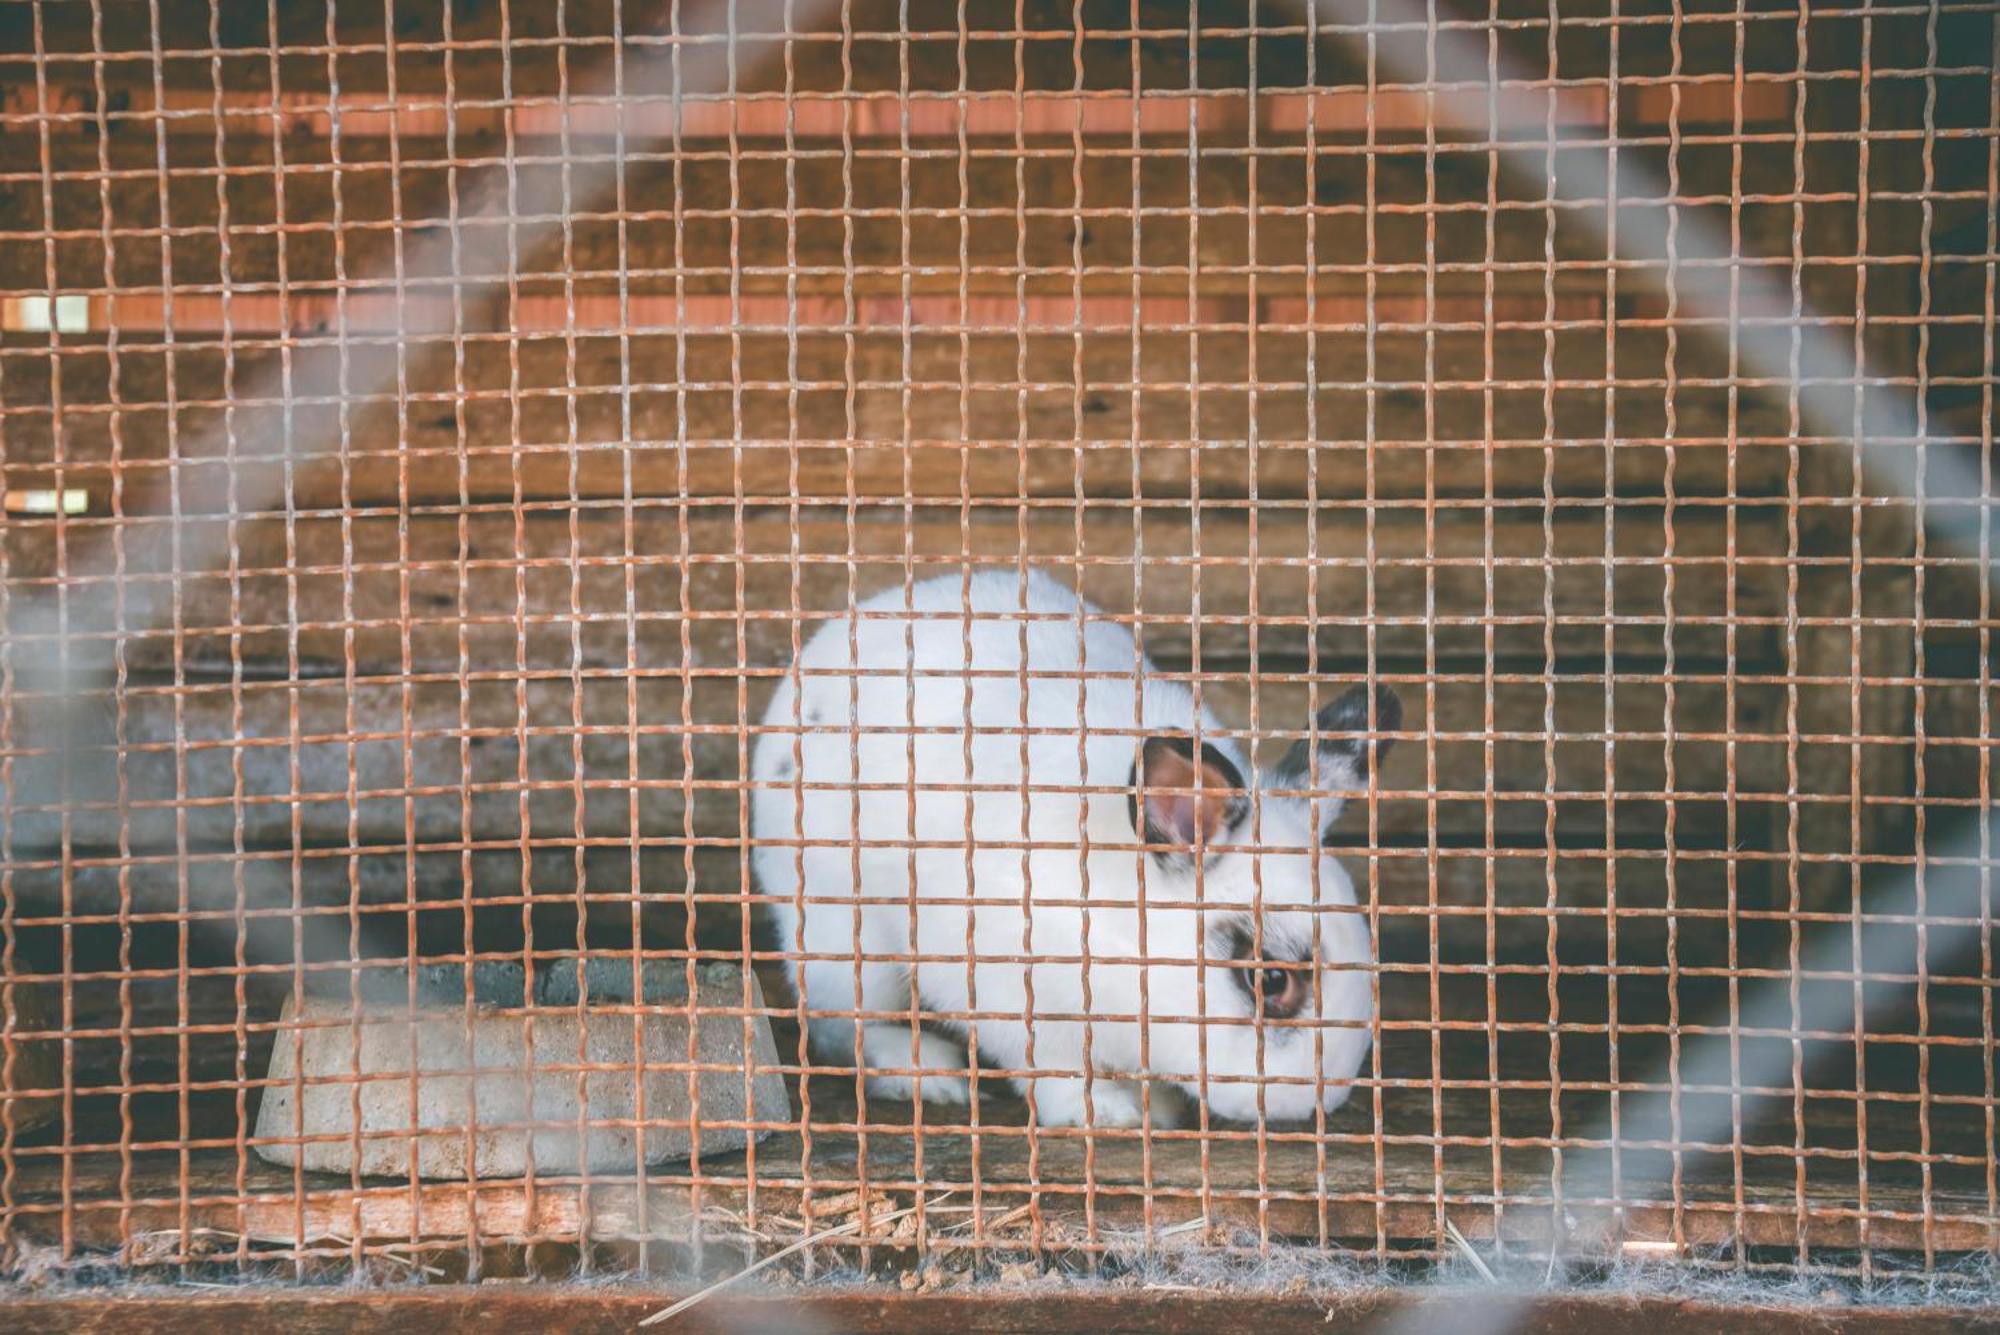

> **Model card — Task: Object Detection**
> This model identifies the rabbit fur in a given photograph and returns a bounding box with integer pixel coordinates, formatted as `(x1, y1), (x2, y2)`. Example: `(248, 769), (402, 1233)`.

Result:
(750, 569), (1398, 1127)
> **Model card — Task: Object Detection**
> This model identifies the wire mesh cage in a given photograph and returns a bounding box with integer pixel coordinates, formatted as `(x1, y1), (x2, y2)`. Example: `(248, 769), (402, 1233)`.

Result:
(0, 0), (1995, 1310)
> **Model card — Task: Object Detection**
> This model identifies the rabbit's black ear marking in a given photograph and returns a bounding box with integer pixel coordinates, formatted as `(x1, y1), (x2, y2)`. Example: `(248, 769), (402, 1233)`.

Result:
(1278, 684), (1401, 842)
(1278, 684), (1401, 785)
(1129, 734), (1247, 856)
(1319, 682), (1402, 758)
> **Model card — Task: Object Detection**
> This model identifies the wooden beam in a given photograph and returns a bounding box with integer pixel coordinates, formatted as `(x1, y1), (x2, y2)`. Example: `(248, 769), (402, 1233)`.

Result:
(0, 81), (1794, 145)
(13, 1289), (1997, 1335)
(2, 289), (1602, 335)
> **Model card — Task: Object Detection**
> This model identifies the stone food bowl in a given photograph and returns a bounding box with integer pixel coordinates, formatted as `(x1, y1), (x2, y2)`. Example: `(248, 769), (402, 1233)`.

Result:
(253, 957), (789, 1180)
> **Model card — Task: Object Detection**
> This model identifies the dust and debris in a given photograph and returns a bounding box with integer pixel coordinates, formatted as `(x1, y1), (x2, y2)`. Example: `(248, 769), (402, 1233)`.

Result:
(2, 1238), (69, 1291)
(5, 1208), (1997, 1314)
(800, 1188), (896, 1226)
(121, 1228), (238, 1268)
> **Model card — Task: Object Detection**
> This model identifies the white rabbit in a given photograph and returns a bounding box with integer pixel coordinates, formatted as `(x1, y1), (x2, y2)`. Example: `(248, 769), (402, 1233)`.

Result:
(749, 569), (1398, 1128)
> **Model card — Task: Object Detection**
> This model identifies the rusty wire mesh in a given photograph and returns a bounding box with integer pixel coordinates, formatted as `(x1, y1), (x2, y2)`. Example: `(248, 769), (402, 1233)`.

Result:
(0, 0), (1995, 1297)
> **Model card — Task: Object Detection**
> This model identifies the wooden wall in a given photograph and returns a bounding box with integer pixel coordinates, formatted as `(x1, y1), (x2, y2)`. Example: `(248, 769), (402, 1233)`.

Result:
(0, 0), (1987, 1097)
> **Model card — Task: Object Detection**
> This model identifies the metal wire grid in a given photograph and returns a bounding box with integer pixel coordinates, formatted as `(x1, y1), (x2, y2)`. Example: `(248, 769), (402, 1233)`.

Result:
(0, 0), (1992, 1289)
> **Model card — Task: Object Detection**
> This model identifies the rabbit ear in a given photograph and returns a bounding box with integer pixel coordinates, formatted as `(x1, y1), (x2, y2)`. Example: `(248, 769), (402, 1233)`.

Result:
(1129, 735), (1247, 855)
(1277, 684), (1401, 842)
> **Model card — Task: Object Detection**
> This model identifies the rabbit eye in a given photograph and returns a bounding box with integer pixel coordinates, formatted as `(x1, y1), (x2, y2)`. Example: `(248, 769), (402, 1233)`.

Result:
(1219, 921), (1310, 1020)
(1235, 960), (1308, 1020)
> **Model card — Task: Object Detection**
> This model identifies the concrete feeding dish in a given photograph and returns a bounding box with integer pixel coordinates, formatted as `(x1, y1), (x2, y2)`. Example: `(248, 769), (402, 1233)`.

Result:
(253, 958), (788, 1180)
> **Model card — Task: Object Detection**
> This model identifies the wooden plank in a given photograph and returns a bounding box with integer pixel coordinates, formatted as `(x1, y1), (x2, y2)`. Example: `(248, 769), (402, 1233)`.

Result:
(0, 328), (1805, 509)
(0, 138), (1789, 296)
(0, 123), (1816, 297)
(1625, 78), (1796, 129)
(0, 499), (1792, 677)
(0, 89), (1265, 141)
(8, 289), (1610, 336)
(13, 1291), (2000, 1335)
(0, 82), (1806, 146)
(16, 291), (1247, 335)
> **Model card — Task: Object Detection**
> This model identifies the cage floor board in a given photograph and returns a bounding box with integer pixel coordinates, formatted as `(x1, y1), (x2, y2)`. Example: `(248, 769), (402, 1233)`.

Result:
(8, 1031), (1993, 1258)
(4, 1124), (1987, 1258)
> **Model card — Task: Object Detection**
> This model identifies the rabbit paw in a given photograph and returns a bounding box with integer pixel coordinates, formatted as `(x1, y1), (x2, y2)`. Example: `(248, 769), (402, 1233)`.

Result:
(1020, 1076), (1150, 1128)
(861, 1026), (973, 1105)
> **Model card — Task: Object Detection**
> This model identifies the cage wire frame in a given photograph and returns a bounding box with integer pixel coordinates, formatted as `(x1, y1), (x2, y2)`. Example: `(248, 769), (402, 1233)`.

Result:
(0, 0), (1994, 1298)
